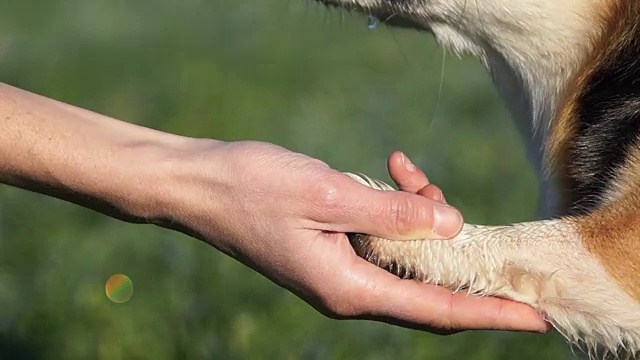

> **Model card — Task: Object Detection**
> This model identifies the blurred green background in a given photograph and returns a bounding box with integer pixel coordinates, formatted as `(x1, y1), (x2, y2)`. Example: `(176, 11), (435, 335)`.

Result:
(0, 1), (576, 359)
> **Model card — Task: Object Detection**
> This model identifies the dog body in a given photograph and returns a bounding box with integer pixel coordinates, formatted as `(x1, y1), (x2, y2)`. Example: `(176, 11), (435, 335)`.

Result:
(317, 0), (640, 356)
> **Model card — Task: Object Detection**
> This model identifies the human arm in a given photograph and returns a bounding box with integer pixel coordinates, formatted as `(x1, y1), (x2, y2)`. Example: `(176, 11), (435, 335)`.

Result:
(0, 83), (550, 333)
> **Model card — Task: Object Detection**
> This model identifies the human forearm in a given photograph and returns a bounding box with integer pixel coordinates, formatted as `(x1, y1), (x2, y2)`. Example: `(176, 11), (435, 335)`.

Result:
(0, 83), (194, 222)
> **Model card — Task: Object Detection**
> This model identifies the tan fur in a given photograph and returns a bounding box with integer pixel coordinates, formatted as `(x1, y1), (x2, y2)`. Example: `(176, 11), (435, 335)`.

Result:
(580, 145), (640, 302)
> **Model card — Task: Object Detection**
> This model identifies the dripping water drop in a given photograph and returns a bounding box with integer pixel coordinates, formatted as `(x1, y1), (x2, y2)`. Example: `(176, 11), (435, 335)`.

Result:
(367, 14), (380, 30)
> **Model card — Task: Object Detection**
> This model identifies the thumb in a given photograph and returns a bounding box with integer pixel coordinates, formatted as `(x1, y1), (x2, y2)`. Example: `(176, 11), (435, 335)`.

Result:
(319, 173), (463, 240)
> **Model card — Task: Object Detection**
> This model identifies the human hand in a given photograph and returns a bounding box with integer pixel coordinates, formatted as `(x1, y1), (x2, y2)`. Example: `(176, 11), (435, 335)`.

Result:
(155, 140), (550, 334)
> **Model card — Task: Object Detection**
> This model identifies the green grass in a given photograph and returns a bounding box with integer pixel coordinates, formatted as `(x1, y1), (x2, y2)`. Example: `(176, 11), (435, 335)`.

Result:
(0, 1), (575, 359)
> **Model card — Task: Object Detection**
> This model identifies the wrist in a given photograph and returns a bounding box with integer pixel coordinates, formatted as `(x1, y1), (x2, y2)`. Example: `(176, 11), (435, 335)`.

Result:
(89, 133), (197, 223)
(130, 137), (230, 229)
(143, 139), (265, 256)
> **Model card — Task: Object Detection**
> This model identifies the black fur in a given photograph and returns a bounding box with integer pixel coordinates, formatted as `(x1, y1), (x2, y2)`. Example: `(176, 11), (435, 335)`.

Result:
(567, 16), (640, 214)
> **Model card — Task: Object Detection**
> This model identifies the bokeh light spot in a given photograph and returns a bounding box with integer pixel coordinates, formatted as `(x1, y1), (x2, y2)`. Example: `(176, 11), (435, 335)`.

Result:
(105, 274), (133, 303)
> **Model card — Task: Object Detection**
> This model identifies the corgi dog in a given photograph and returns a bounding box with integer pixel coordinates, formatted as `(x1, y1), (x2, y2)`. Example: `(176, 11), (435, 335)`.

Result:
(315, 0), (640, 357)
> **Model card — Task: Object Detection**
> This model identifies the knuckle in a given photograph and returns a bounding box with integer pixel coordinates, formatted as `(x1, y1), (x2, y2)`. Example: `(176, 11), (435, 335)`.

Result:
(445, 296), (455, 330)
(310, 174), (345, 211)
(306, 157), (331, 170)
(387, 197), (423, 236)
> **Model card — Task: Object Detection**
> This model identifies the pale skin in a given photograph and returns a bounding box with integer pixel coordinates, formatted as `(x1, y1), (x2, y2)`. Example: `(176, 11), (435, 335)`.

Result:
(0, 83), (550, 334)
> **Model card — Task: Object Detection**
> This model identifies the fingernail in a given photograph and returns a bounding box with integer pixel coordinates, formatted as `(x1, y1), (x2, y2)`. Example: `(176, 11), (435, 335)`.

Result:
(433, 205), (463, 238)
(434, 188), (444, 202)
(539, 320), (554, 333)
(531, 323), (552, 334)
(401, 153), (416, 172)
